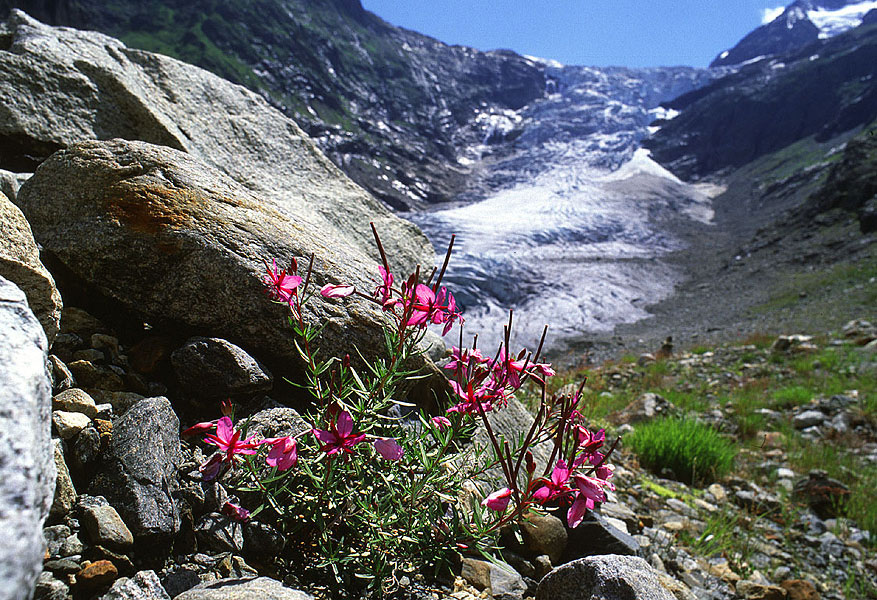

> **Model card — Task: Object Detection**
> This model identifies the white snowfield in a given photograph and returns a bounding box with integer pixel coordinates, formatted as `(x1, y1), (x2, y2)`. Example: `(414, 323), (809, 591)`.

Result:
(808, 1), (877, 38)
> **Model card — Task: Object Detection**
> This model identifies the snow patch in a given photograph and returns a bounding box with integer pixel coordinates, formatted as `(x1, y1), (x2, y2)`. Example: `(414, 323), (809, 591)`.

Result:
(523, 54), (565, 69)
(720, 50), (730, 59)
(808, 1), (877, 38)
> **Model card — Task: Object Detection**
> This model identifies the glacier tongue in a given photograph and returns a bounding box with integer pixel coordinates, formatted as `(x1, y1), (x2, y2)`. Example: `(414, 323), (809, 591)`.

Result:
(411, 64), (719, 352)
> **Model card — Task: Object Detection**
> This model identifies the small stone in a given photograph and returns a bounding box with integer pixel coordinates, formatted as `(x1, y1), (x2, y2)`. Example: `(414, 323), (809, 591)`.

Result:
(43, 525), (72, 558)
(50, 439), (77, 519)
(77, 560), (119, 589)
(68, 360), (125, 391)
(83, 505), (134, 550)
(534, 555), (553, 580)
(89, 391), (145, 416)
(34, 571), (70, 600)
(521, 513), (567, 565)
(461, 557), (527, 600)
(53, 410), (92, 439)
(707, 483), (727, 503)
(60, 533), (84, 557)
(195, 513), (243, 553)
(793, 470), (850, 518)
(101, 570), (171, 600)
(565, 510), (640, 561)
(74, 348), (106, 363)
(91, 334), (121, 361)
(793, 410), (825, 429)
(71, 426), (102, 470)
(243, 520), (284, 561)
(60, 308), (108, 337)
(53, 388), (99, 418)
(49, 355), (76, 392)
(780, 579), (819, 600)
(736, 580), (788, 600)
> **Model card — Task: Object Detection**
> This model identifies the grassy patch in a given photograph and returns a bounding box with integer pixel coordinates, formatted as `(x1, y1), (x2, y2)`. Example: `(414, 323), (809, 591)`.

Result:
(628, 417), (737, 486)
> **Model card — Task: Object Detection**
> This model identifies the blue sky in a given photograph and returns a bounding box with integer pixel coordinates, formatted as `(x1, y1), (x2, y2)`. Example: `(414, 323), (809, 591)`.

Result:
(360, 1), (788, 68)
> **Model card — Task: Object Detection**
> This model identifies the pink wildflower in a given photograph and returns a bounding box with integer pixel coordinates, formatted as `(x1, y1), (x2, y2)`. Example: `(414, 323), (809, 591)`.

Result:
(313, 409), (367, 456)
(262, 436), (298, 471)
(446, 380), (495, 416)
(374, 266), (395, 307)
(320, 284), (355, 298)
(182, 419), (218, 437)
(482, 487), (513, 512)
(373, 437), (404, 461)
(430, 415), (451, 429)
(263, 259), (301, 304)
(221, 501), (250, 522)
(204, 417), (261, 464)
(199, 453), (225, 481)
(531, 460), (572, 504)
(566, 474), (614, 528)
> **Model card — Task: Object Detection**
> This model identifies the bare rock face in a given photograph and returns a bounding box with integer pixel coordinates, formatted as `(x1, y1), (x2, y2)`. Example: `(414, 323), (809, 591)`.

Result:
(0, 276), (56, 600)
(0, 9), (432, 269)
(0, 190), (62, 343)
(18, 139), (419, 373)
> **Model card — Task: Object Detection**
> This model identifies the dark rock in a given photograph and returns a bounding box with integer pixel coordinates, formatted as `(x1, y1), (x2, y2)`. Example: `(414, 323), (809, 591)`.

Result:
(195, 512), (243, 553)
(171, 337), (273, 402)
(83, 505), (134, 550)
(564, 510), (641, 562)
(0, 276), (56, 599)
(0, 190), (62, 343)
(243, 521), (285, 562)
(34, 571), (69, 600)
(173, 576), (314, 600)
(71, 425), (103, 471)
(43, 524), (72, 559)
(90, 397), (181, 546)
(100, 570), (171, 600)
(74, 348), (107, 362)
(68, 360), (125, 391)
(82, 545), (135, 577)
(60, 307), (109, 337)
(160, 566), (202, 597)
(44, 558), (82, 575)
(49, 355), (76, 392)
(537, 554), (675, 600)
(610, 393), (675, 425)
(793, 470), (850, 519)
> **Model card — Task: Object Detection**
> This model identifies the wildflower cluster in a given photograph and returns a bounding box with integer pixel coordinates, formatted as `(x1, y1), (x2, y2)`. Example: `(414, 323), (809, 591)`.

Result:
(184, 224), (616, 596)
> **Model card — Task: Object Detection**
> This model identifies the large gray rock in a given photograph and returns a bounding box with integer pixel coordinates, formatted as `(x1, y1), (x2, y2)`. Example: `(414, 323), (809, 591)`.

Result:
(19, 138), (433, 375)
(537, 555), (676, 600)
(0, 276), (56, 600)
(0, 190), (62, 343)
(171, 337), (272, 402)
(173, 577), (313, 600)
(90, 397), (181, 546)
(1, 9), (431, 268)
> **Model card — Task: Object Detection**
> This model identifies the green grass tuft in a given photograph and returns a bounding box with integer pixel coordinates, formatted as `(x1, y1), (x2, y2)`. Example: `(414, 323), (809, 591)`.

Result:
(628, 417), (737, 486)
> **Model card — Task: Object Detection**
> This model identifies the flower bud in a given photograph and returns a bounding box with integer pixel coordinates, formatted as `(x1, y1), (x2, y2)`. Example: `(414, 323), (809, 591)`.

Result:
(526, 450), (536, 474)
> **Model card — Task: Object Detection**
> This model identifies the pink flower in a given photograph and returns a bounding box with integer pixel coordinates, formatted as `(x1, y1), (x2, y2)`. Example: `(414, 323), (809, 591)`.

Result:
(430, 416), (451, 429)
(482, 487), (513, 512)
(373, 437), (404, 461)
(374, 266), (395, 306)
(221, 501), (250, 522)
(491, 349), (528, 389)
(262, 436), (298, 471)
(320, 284), (355, 298)
(404, 283), (437, 327)
(313, 409), (367, 456)
(531, 460), (572, 504)
(199, 453), (225, 481)
(182, 419), (218, 437)
(566, 474), (613, 528)
(204, 417), (261, 464)
(263, 259), (302, 304)
(446, 380), (495, 416)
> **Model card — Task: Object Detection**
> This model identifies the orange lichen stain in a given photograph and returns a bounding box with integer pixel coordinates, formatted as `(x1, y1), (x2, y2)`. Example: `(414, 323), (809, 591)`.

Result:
(102, 182), (207, 235)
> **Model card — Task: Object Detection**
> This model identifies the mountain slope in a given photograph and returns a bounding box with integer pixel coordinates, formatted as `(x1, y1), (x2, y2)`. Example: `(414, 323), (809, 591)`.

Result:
(646, 20), (877, 181)
(0, 0), (546, 209)
(711, 0), (877, 67)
